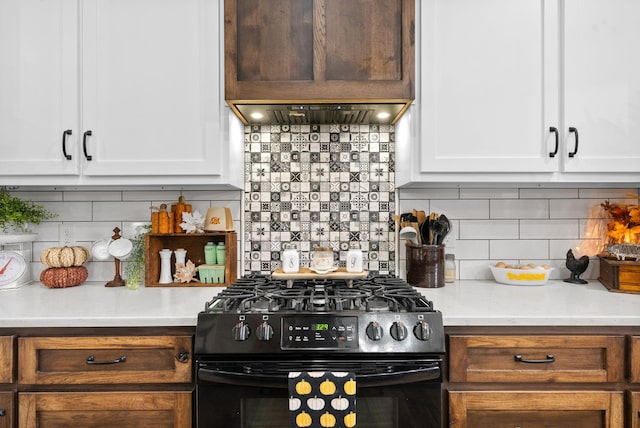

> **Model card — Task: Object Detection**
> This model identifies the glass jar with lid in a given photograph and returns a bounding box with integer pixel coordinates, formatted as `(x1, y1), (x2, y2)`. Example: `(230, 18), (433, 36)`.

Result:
(445, 253), (456, 283)
(281, 243), (300, 273)
(311, 246), (334, 272)
(346, 242), (363, 273)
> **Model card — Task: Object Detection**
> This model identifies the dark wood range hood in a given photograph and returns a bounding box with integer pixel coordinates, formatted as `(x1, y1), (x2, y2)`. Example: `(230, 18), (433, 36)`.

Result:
(224, 0), (415, 125)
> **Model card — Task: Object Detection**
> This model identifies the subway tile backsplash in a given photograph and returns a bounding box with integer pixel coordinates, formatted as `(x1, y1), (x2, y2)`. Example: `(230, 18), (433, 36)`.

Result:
(10, 189), (242, 283)
(7, 180), (639, 284)
(398, 187), (640, 281)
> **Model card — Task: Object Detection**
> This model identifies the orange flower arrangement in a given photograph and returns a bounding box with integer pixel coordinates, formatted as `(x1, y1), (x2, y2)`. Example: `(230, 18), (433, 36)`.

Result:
(601, 197), (640, 244)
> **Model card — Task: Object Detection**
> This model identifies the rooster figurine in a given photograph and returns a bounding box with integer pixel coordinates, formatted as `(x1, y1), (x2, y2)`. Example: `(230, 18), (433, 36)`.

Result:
(564, 249), (590, 284)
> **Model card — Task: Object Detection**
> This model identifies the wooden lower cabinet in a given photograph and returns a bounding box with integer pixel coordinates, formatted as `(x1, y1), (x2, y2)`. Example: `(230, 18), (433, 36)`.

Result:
(631, 336), (640, 383)
(18, 391), (191, 428)
(0, 392), (13, 428)
(12, 331), (194, 428)
(18, 336), (192, 385)
(449, 334), (625, 383)
(445, 329), (637, 428)
(0, 337), (14, 384)
(631, 391), (640, 428)
(449, 390), (624, 428)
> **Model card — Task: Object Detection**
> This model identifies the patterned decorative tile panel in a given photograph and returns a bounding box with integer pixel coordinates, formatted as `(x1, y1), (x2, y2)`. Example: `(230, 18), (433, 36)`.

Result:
(244, 124), (396, 275)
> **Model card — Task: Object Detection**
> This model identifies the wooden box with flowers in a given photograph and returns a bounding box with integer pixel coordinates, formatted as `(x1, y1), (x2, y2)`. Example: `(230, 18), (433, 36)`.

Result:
(598, 198), (640, 294)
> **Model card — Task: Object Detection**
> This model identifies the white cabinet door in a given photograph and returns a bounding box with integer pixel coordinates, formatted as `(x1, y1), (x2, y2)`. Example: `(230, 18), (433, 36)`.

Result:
(0, 0), (79, 176)
(80, 0), (223, 177)
(418, 0), (559, 173)
(561, 0), (640, 173)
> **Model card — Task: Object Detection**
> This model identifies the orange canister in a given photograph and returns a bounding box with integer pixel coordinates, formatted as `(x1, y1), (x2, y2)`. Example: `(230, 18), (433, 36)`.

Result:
(172, 196), (192, 233)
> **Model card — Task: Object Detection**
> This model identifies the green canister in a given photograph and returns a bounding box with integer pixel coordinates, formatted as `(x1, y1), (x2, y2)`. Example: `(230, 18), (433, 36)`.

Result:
(204, 242), (216, 264)
(216, 242), (226, 265)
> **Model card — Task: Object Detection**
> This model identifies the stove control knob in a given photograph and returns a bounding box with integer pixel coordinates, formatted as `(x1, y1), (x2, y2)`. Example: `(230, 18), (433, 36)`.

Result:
(232, 321), (251, 341)
(390, 321), (408, 341)
(366, 321), (384, 341)
(256, 321), (274, 341)
(413, 321), (431, 341)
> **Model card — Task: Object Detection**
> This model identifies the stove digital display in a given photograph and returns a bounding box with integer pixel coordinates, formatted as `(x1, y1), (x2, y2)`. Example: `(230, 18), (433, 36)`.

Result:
(281, 316), (358, 350)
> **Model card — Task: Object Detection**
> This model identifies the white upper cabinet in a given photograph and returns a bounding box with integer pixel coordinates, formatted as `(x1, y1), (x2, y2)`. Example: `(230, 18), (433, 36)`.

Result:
(0, 0), (242, 188)
(0, 0), (80, 176)
(81, 0), (222, 178)
(400, 0), (640, 185)
(417, 0), (558, 174)
(561, 0), (640, 173)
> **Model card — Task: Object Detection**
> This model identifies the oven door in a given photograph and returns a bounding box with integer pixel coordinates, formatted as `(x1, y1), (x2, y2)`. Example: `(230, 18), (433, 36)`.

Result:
(196, 358), (442, 428)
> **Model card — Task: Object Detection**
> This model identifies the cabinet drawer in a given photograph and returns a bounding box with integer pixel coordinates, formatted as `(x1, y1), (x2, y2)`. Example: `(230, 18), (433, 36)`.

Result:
(0, 392), (14, 428)
(449, 335), (624, 383)
(0, 336), (14, 383)
(19, 391), (191, 428)
(18, 336), (192, 385)
(631, 336), (640, 383)
(449, 390), (624, 428)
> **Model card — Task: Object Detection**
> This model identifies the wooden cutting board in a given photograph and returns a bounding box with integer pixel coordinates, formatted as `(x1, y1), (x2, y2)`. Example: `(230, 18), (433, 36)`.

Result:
(272, 267), (368, 281)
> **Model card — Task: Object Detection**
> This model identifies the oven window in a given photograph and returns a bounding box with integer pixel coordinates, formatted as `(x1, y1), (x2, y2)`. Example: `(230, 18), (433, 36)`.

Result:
(197, 383), (440, 428)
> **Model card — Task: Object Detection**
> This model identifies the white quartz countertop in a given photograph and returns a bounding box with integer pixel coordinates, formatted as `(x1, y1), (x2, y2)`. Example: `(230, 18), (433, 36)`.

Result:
(0, 279), (638, 328)
(0, 282), (224, 328)
(420, 279), (640, 326)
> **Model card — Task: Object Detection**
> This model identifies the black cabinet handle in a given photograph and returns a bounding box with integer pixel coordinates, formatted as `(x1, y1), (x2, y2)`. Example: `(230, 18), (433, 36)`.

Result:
(568, 127), (579, 157)
(61, 129), (72, 160)
(177, 350), (190, 363)
(86, 355), (126, 365)
(0, 409), (5, 416)
(548, 126), (559, 157)
(514, 354), (555, 364)
(82, 130), (93, 161)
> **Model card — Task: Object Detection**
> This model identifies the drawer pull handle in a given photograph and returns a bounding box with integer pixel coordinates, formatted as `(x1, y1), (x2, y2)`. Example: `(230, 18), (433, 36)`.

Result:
(514, 354), (555, 364)
(86, 355), (126, 365)
(177, 350), (190, 363)
(0, 409), (6, 416)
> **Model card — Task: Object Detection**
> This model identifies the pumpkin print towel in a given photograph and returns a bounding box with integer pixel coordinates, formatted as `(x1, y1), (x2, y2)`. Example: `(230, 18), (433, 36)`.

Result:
(289, 371), (356, 428)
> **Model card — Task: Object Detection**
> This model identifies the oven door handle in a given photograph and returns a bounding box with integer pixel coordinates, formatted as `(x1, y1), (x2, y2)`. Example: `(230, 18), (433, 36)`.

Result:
(198, 364), (441, 389)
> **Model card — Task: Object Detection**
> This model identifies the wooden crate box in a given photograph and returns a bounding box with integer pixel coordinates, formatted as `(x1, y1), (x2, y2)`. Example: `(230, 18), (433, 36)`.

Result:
(144, 232), (237, 287)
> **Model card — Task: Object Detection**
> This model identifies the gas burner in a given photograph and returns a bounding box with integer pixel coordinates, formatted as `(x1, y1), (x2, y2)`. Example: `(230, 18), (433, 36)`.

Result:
(246, 297), (279, 312)
(203, 274), (435, 315)
(365, 297), (391, 312)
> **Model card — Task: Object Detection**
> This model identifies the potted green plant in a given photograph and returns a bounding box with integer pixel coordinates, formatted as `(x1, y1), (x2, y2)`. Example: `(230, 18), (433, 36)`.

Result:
(124, 224), (150, 290)
(0, 189), (57, 242)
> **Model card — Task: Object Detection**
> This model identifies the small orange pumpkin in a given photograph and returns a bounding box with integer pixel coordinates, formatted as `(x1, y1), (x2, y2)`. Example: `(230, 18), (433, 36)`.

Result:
(295, 411), (312, 427)
(319, 379), (336, 395)
(295, 379), (312, 395)
(320, 412), (336, 428)
(344, 411), (356, 428)
(344, 378), (356, 395)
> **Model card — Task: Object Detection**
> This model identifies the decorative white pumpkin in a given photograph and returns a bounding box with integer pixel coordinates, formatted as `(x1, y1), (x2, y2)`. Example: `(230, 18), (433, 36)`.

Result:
(307, 396), (325, 411)
(289, 396), (302, 411)
(331, 396), (349, 411)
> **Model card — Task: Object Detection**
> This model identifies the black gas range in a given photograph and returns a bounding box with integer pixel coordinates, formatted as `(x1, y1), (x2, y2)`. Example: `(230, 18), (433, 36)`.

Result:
(195, 274), (445, 357)
(194, 274), (445, 428)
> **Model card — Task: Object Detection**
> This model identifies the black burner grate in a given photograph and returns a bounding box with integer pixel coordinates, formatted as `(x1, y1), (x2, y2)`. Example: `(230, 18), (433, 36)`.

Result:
(204, 274), (434, 314)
